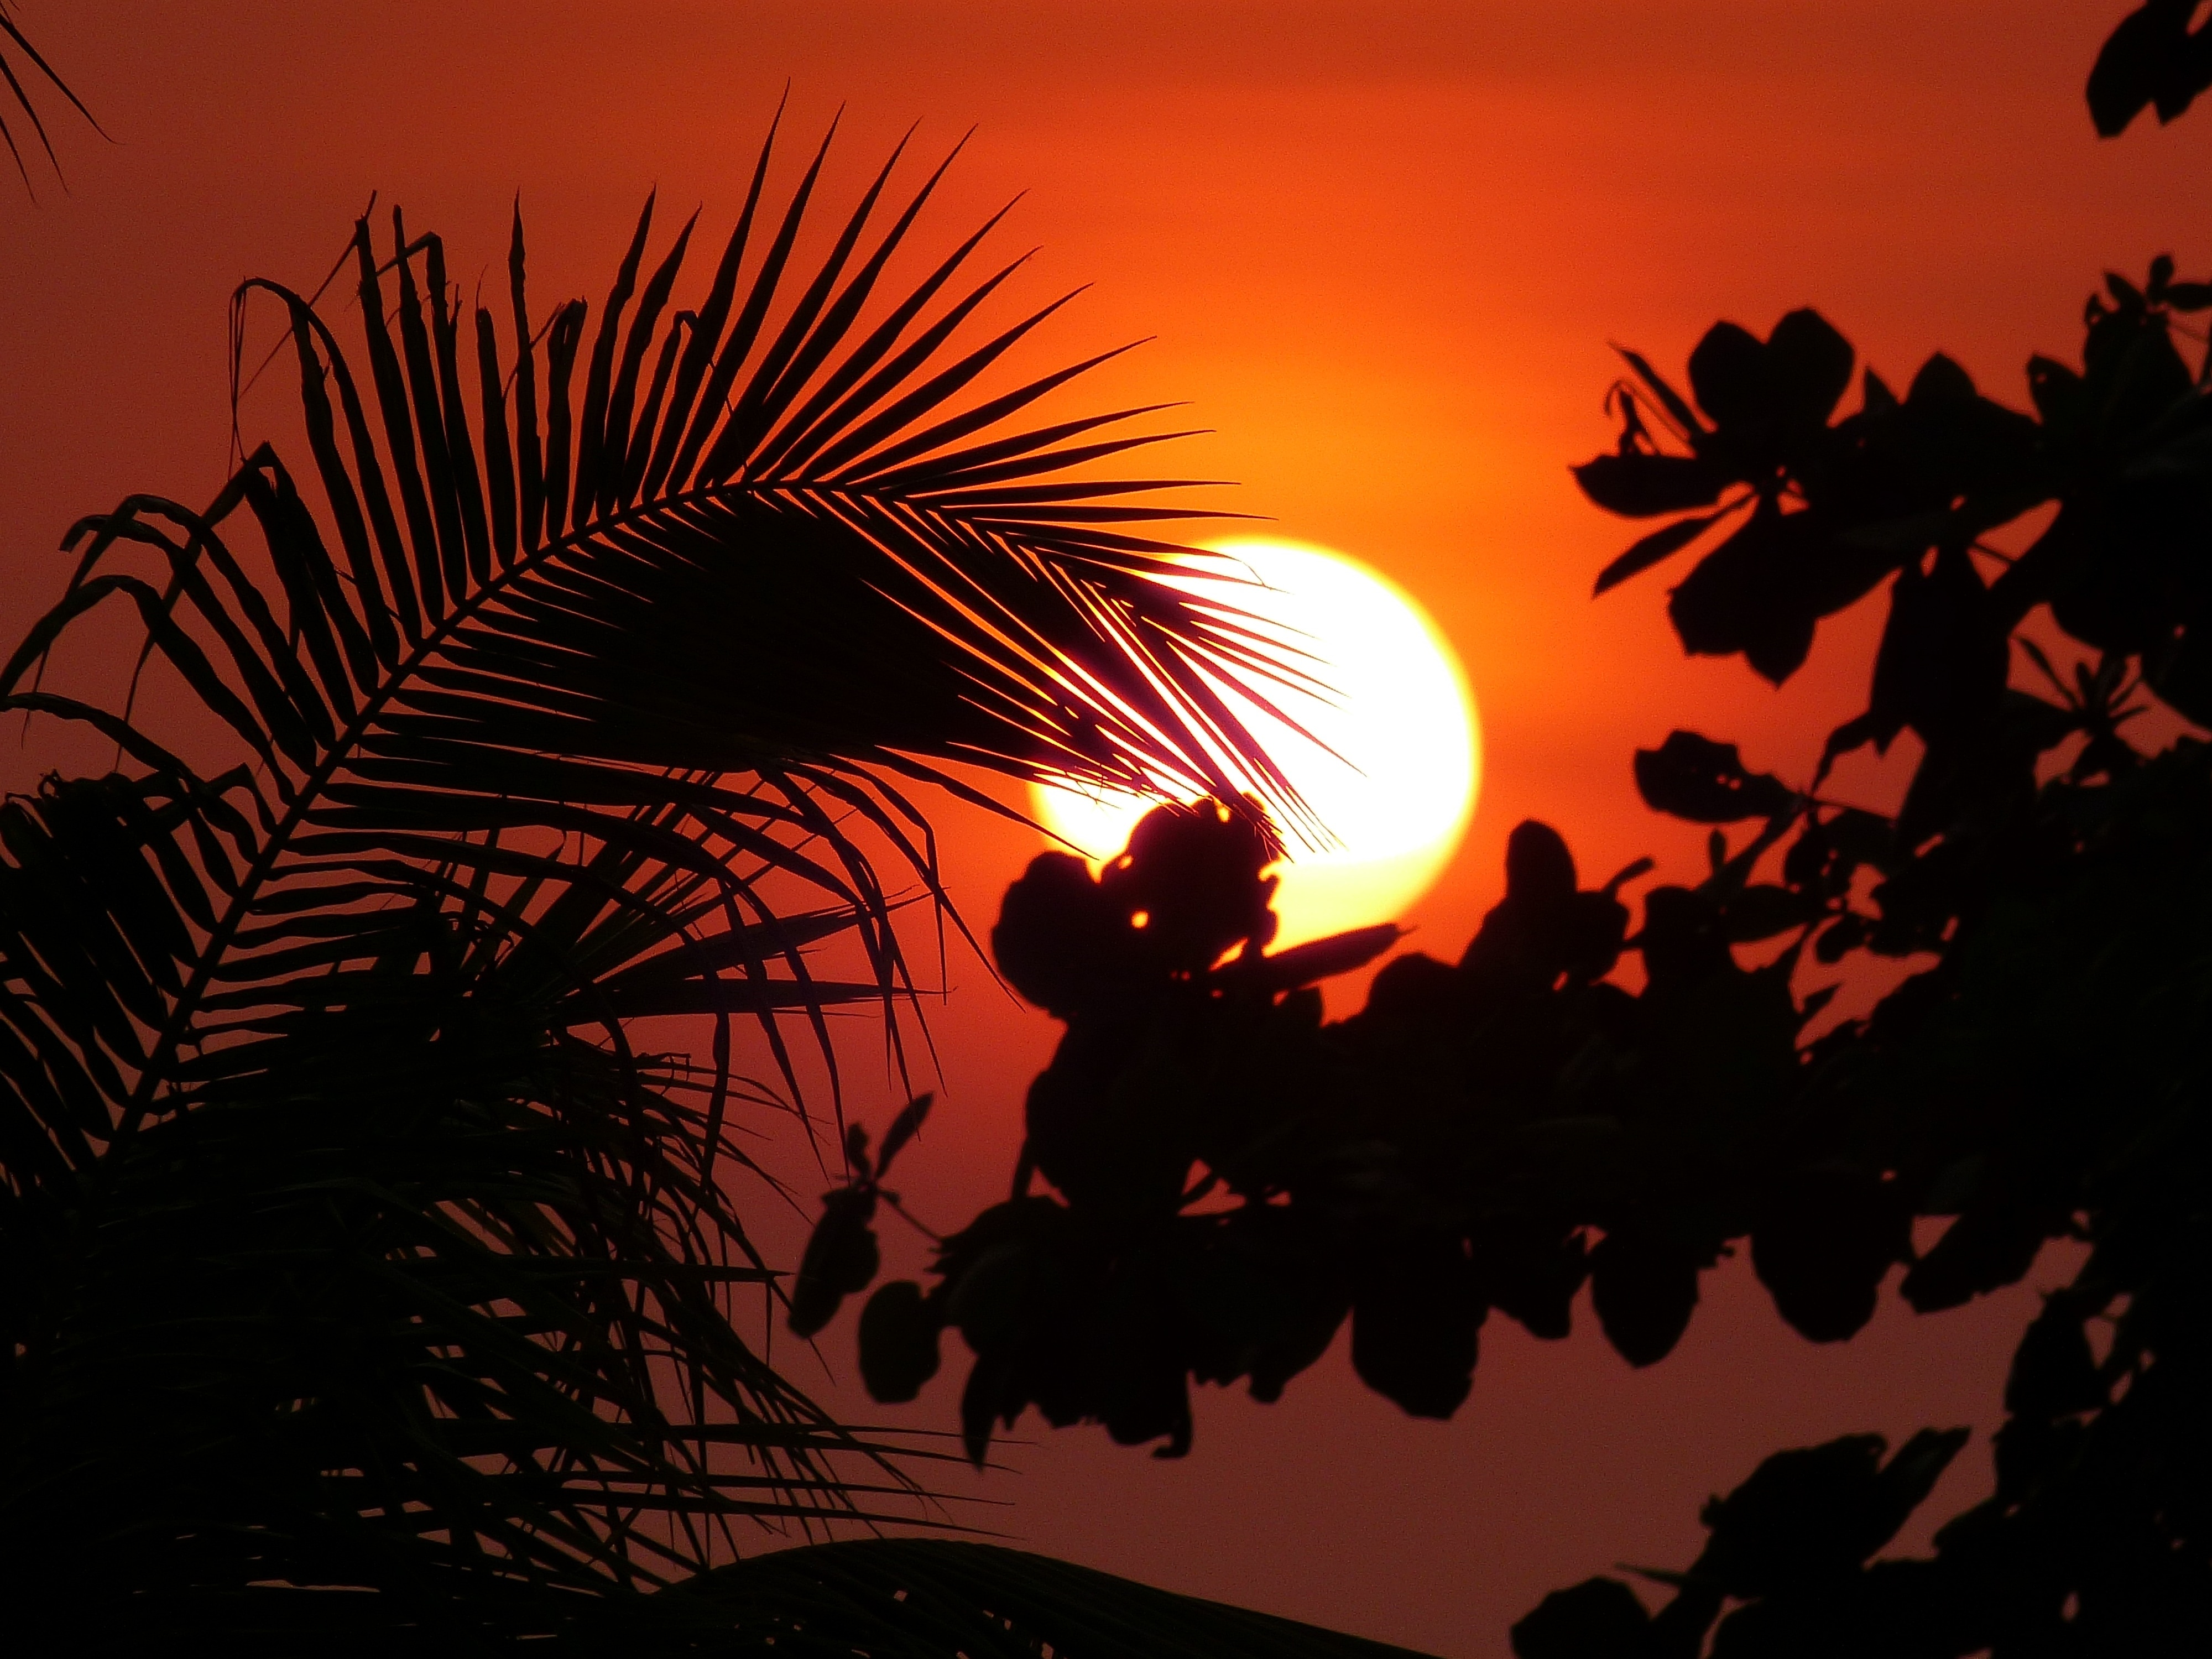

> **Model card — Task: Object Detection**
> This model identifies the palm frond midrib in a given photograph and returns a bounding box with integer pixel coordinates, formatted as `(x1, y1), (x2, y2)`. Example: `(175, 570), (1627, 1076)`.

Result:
(108, 465), (1013, 1124)
(4, 128), (1323, 1615)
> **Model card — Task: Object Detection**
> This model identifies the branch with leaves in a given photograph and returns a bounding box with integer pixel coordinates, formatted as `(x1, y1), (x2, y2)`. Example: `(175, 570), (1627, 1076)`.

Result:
(797, 260), (2212, 1653)
(0, 116), (1418, 1653)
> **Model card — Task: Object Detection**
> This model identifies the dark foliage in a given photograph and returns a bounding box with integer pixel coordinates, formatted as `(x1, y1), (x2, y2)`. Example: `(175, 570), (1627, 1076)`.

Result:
(795, 22), (2212, 1652)
(13, 5), (2206, 1652)
(1509, 1430), (1970, 1659)
(2088, 1), (2212, 136)
(0, 119), (1395, 1651)
(72, 1532), (1425, 1656)
(662, 1538), (1433, 1658)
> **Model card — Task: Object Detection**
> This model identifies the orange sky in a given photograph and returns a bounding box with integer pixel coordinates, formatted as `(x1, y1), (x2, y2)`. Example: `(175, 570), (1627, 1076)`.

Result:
(1, 6), (2201, 1655)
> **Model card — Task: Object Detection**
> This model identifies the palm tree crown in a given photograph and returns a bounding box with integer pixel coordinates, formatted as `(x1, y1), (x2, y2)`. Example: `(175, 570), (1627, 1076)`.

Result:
(0, 113), (1368, 1650)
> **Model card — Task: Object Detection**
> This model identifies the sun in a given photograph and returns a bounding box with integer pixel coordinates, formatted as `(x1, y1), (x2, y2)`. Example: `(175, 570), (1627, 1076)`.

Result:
(1032, 537), (1481, 948)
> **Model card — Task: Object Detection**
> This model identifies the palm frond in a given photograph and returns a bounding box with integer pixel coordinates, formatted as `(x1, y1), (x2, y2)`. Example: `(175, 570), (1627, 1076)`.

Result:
(89, 1539), (1443, 1655)
(0, 4), (98, 197)
(662, 1539), (1443, 1657)
(0, 116), (1308, 1628)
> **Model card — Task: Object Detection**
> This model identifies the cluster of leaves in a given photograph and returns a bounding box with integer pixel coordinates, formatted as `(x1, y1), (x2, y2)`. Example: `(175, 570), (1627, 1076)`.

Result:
(797, 266), (2212, 1648)
(788, 1091), (935, 1340)
(1577, 272), (2212, 739)
(2088, 0), (2212, 137)
(10, 6), (2206, 1653)
(1512, 1430), (1971, 1659)
(797, 801), (1405, 1457)
(0, 121), (1344, 1647)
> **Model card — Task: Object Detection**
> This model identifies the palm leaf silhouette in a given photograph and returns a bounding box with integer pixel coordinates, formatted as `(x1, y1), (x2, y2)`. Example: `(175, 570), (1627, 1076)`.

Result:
(0, 116), (1319, 1639)
(660, 1539), (1436, 1655)
(0, 4), (96, 195)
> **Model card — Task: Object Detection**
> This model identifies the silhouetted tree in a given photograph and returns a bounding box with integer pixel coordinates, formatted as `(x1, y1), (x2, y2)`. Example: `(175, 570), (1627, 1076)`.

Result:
(802, 13), (2212, 1655)
(0, 116), (1430, 1656)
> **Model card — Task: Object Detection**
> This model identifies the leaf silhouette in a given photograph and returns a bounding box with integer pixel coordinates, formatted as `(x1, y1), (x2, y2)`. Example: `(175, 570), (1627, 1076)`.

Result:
(0, 117), (1314, 1633)
(0, 10), (98, 197)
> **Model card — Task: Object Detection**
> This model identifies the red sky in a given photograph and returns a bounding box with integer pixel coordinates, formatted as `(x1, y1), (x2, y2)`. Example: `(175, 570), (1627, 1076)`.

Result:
(1, 5), (2201, 1655)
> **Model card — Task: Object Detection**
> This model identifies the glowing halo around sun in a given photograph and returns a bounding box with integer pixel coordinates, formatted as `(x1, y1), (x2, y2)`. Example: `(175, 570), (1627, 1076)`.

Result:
(1032, 537), (1481, 949)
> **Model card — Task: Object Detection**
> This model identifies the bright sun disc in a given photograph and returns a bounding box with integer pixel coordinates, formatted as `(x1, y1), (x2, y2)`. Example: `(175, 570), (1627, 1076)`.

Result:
(1032, 538), (1481, 948)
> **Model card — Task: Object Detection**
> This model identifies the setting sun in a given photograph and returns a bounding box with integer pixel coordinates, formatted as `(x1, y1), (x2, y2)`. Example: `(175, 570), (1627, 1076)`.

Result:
(1033, 537), (1480, 947)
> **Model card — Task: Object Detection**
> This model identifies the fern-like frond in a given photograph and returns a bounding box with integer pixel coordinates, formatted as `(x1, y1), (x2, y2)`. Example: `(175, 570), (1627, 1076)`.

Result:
(0, 114), (1305, 1631)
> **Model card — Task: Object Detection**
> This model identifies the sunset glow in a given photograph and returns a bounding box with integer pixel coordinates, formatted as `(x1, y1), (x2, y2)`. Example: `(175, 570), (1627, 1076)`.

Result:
(3, 7), (2194, 1650)
(1034, 538), (1479, 947)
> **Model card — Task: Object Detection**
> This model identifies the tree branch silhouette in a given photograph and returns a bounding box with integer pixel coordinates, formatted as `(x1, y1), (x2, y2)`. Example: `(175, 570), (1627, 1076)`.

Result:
(797, 13), (2212, 1652)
